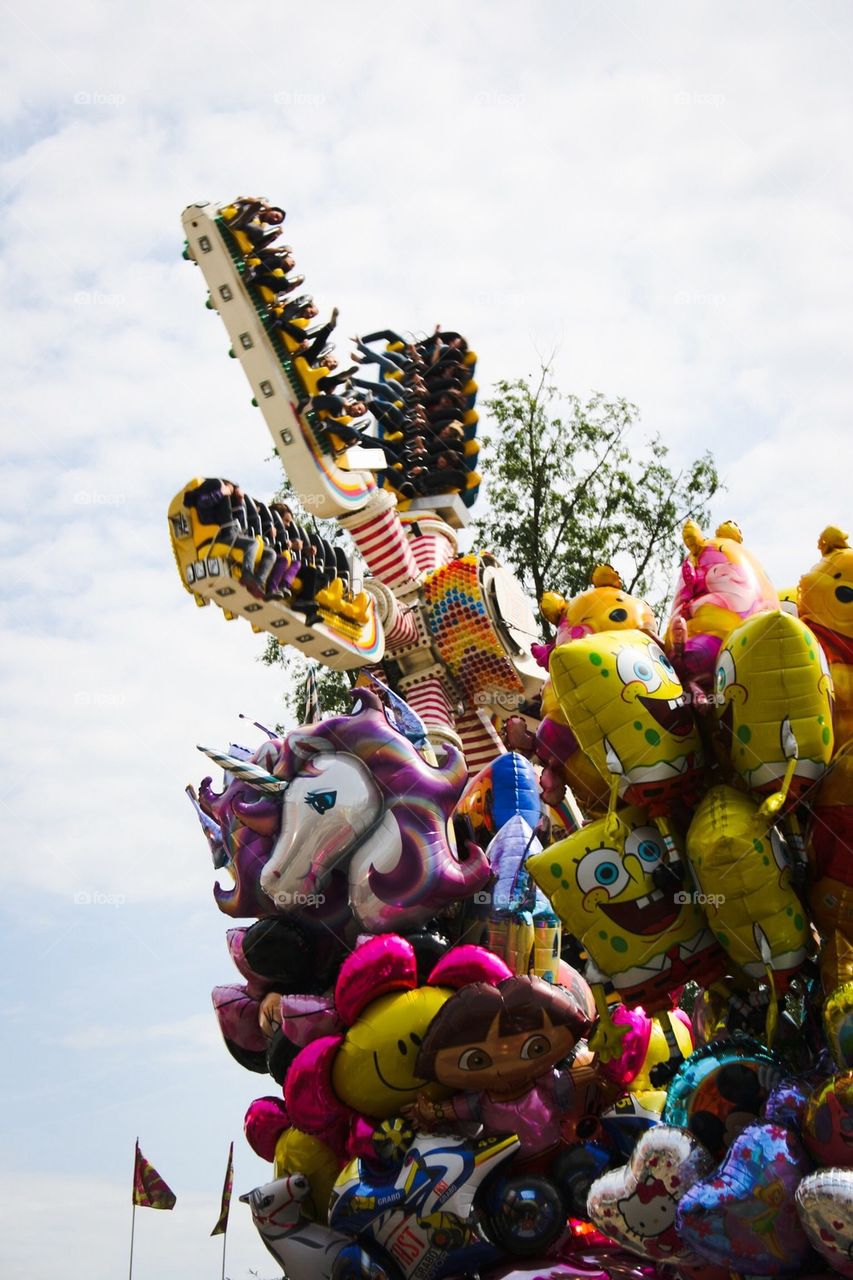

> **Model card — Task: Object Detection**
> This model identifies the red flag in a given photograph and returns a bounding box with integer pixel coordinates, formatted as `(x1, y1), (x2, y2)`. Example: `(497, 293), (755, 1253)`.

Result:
(132, 1140), (177, 1210)
(210, 1142), (234, 1236)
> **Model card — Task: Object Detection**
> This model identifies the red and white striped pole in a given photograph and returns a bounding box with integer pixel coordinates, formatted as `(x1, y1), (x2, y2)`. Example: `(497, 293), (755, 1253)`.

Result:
(455, 707), (506, 774)
(366, 581), (422, 652)
(400, 512), (458, 577)
(397, 668), (457, 737)
(340, 490), (421, 596)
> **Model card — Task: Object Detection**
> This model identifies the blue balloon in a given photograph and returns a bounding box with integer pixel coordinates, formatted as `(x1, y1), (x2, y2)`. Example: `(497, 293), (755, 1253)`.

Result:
(676, 1121), (813, 1274)
(662, 1037), (786, 1158)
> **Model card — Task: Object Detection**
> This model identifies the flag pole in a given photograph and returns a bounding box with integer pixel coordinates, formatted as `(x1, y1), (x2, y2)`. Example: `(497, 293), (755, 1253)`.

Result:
(129, 1138), (138, 1280)
(129, 1203), (136, 1280)
(220, 1224), (227, 1280)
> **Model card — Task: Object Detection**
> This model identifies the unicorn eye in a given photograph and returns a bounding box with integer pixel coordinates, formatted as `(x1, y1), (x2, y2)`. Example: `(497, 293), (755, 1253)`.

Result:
(305, 790), (337, 814)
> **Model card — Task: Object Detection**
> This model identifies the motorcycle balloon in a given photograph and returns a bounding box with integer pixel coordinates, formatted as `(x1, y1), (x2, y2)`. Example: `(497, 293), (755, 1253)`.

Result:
(482, 1172), (567, 1258)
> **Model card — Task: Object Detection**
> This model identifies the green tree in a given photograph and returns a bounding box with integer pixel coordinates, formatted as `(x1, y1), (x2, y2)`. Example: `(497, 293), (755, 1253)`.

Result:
(474, 367), (721, 628)
(259, 475), (359, 725)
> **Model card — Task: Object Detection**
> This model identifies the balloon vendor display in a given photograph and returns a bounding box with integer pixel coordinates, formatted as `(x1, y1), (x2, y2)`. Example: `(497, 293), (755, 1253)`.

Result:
(171, 196), (853, 1280)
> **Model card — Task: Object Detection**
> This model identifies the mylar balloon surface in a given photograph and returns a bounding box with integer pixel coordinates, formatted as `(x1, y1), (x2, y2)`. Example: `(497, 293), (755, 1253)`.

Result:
(549, 631), (703, 812)
(587, 1125), (716, 1263)
(662, 1038), (786, 1157)
(795, 1168), (853, 1278)
(676, 1121), (813, 1274)
(685, 784), (808, 985)
(528, 808), (724, 1013)
(714, 609), (833, 805)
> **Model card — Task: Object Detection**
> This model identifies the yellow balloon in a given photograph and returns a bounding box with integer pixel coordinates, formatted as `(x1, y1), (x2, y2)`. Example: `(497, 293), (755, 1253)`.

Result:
(631, 1012), (695, 1115)
(824, 980), (853, 1071)
(685, 784), (808, 986)
(331, 987), (451, 1118)
(560, 567), (656, 639)
(273, 1128), (341, 1222)
(714, 610), (834, 805)
(799, 526), (853, 750)
(549, 630), (703, 811)
(527, 808), (722, 1013)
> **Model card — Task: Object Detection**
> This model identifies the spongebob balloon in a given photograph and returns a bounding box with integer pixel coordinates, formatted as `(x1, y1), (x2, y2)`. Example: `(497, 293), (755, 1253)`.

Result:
(529, 568), (658, 819)
(549, 629), (703, 820)
(714, 609), (834, 813)
(666, 520), (777, 688)
(527, 808), (725, 1058)
(686, 785), (809, 993)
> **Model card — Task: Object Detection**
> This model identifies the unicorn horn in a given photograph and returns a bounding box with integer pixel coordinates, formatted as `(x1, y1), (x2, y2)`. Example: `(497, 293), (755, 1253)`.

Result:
(197, 746), (289, 793)
(238, 713), (278, 740)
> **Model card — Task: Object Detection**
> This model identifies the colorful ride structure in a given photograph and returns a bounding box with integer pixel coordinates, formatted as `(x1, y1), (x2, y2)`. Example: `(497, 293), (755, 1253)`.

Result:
(169, 199), (543, 769)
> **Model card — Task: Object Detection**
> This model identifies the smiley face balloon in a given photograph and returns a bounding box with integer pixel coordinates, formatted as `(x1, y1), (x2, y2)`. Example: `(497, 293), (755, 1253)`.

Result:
(549, 630), (703, 815)
(527, 808), (725, 1015)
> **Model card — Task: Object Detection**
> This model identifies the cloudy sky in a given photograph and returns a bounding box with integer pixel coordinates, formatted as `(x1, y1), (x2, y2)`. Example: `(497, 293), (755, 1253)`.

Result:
(2, 1), (851, 1275)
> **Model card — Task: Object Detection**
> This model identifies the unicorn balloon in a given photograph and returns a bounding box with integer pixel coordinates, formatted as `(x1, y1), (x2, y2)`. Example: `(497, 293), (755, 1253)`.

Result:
(261, 690), (490, 931)
(193, 691), (490, 933)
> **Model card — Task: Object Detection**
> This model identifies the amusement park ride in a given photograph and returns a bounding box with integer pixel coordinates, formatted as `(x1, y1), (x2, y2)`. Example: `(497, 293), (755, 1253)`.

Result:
(165, 197), (853, 1280)
(169, 199), (544, 772)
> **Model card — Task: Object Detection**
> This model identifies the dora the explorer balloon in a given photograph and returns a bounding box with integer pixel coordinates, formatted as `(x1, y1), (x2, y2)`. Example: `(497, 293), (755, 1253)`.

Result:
(403, 975), (597, 1159)
(666, 520), (777, 689)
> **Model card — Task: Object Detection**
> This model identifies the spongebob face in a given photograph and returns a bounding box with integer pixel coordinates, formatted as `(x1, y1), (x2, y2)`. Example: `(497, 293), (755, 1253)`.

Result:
(332, 987), (450, 1118)
(527, 809), (712, 1008)
(715, 611), (834, 797)
(549, 630), (702, 806)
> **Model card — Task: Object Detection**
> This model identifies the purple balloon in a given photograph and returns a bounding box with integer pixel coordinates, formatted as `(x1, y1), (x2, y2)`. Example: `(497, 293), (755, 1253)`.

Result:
(676, 1121), (814, 1274)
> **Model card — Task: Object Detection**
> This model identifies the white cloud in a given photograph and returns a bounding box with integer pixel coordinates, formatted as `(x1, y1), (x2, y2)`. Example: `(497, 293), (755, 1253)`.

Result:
(3, 2), (852, 1275)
